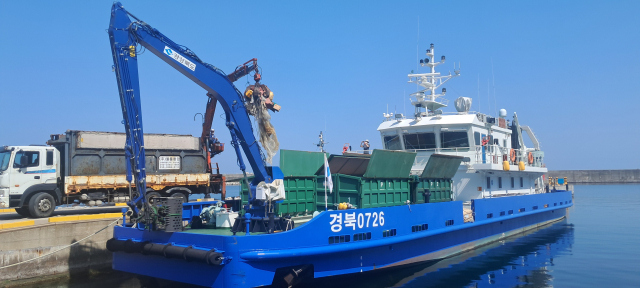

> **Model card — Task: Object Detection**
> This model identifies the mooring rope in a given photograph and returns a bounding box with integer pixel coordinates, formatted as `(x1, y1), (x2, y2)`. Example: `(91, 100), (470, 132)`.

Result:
(0, 218), (120, 270)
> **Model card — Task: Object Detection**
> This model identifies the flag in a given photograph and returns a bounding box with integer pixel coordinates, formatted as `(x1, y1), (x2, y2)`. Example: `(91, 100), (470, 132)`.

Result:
(324, 153), (333, 193)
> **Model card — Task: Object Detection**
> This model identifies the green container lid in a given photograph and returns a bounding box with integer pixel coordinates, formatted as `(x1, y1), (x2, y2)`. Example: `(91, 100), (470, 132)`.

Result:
(363, 150), (416, 179)
(280, 149), (328, 177)
(420, 154), (464, 179)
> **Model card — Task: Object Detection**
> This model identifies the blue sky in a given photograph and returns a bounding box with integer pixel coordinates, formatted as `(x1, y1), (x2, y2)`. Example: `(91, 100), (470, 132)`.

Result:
(1, 1), (638, 173)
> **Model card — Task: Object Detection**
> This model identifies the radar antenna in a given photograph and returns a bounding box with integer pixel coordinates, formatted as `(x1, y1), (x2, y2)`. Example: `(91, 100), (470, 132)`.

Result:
(315, 131), (328, 153)
(408, 43), (460, 118)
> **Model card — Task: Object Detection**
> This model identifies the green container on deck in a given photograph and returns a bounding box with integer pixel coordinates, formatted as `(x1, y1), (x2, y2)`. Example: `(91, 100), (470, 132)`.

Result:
(412, 176), (453, 203)
(241, 176), (317, 216)
(411, 154), (463, 203)
(315, 150), (415, 210)
(240, 150), (326, 216)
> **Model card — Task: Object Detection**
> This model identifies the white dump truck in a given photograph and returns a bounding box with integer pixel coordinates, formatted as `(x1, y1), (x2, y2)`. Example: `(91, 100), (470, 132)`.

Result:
(0, 130), (220, 218)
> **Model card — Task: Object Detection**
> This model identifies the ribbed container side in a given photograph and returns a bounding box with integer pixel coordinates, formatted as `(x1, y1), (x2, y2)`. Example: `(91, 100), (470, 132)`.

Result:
(412, 178), (453, 203)
(315, 174), (347, 210)
(241, 176), (317, 216)
(361, 178), (411, 208)
(279, 177), (316, 216)
(316, 174), (411, 210)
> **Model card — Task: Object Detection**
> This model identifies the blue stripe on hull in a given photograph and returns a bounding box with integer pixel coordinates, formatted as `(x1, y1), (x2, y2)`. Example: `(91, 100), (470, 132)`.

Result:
(112, 191), (572, 287)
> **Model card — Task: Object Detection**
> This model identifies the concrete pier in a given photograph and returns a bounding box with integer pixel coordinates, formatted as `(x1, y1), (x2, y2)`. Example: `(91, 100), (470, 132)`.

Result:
(0, 218), (119, 285)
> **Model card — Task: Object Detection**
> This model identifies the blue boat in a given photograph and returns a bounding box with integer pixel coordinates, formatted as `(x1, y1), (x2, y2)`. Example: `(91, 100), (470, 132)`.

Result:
(109, 192), (571, 287)
(104, 3), (574, 287)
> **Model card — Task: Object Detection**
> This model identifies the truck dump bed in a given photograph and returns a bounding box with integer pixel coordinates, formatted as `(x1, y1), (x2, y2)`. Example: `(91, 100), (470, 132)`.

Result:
(47, 130), (209, 194)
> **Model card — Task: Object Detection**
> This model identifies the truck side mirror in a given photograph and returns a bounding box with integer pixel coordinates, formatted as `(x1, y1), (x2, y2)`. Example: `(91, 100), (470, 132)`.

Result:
(14, 155), (28, 168)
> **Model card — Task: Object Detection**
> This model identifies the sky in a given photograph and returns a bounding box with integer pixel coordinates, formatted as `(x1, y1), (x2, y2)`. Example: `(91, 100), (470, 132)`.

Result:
(1, 0), (639, 173)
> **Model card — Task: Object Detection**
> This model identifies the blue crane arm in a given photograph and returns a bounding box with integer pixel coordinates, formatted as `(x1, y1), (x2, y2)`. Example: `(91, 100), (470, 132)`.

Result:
(108, 2), (275, 209)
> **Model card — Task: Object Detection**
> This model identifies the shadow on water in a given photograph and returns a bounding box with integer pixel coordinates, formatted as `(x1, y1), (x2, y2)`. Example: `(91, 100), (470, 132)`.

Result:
(304, 219), (574, 288)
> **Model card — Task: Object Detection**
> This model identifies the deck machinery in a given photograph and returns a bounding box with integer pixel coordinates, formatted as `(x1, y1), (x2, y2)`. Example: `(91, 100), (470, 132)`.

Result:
(107, 2), (283, 229)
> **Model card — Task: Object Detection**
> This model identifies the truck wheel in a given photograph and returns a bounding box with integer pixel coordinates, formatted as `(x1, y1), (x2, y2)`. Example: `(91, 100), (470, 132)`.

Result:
(170, 191), (188, 203)
(145, 192), (161, 205)
(28, 192), (55, 218)
(15, 207), (32, 218)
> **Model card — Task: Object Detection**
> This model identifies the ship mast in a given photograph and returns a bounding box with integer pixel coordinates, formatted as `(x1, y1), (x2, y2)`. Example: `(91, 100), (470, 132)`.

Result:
(408, 43), (460, 118)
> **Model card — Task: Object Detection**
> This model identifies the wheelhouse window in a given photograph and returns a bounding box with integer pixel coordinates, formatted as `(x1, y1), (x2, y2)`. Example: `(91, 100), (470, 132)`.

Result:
(474, 132), (481, 146)
(403, 133), (436, 150)
(384, 135), (402, 150)
(440, 131), (469, 148)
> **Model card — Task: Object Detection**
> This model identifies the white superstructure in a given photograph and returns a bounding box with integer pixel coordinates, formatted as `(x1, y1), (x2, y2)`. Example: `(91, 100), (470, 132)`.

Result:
(377, 44), (546, 201)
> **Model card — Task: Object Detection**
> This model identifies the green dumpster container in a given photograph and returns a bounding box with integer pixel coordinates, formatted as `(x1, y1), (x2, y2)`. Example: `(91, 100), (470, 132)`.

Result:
(316, 173), (360, 210)
(240, 150), (326, 216)
(411, 154), (463, 203)
(412, 176), (454, 203)
(315, 150), (416, 210)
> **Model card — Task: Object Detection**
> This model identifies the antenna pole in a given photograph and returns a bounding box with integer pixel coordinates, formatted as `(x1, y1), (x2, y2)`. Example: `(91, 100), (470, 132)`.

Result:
(491, 58), (497, 117)
(477, 74), (480, 113)
(487, 79), (490, 116)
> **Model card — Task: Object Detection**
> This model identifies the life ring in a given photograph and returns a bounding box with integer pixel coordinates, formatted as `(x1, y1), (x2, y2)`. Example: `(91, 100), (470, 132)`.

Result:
(528, 152), (534, 164)
(510, 149), (516, 162)
(342, 145), (348, 153)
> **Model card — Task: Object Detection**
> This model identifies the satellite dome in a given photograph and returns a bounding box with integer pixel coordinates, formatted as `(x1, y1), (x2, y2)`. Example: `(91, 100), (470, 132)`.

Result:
(499, 109), (507, 118)
(454, 97), (472, 113)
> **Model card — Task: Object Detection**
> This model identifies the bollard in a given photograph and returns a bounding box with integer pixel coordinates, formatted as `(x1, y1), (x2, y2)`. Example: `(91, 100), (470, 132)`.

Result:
(245, 212), (251, 236)
(121, 207), (128, 226)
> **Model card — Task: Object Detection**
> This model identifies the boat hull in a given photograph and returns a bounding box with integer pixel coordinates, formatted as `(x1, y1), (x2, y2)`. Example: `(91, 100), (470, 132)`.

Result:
(111, 191), (572, 287)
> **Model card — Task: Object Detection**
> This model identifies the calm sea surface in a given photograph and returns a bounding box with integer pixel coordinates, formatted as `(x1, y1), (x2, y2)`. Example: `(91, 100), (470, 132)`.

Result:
(32, 184), (640, 288)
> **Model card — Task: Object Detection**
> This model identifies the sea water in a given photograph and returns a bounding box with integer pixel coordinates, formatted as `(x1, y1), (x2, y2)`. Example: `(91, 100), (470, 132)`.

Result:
(31, 184), (640, 288)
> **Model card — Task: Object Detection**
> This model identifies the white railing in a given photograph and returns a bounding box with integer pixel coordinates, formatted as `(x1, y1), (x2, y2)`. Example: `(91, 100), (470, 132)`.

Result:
(349, 145), (544, 168)
(404, 147), (471, 155)
(474, 145), (544, 167)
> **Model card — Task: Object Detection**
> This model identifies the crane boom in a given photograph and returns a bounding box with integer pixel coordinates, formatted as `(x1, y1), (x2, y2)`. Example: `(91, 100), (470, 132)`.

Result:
(108, 2), (279, 218)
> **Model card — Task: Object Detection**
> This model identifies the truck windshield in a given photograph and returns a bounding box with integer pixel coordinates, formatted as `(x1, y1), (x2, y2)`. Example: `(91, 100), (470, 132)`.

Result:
(0, 151), (10, 171)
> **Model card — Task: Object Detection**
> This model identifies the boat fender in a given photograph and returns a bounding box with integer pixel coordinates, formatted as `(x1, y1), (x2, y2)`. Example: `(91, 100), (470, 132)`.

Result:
(162, 243), (186, 259)
(518, 161), (526, 171)
(143, 242), (163, 256)
(502, 161), (510, 171)
(205, 250), (225, 266)
(106, 238), (146, 254)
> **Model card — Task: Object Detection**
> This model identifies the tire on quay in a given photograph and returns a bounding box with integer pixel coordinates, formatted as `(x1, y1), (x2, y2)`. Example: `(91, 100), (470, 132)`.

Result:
(28, 192), (55, 218)
(15, 206), (32, 218)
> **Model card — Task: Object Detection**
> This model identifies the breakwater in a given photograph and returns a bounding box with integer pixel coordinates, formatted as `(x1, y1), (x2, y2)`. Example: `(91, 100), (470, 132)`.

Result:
(547, 169), (640, 184)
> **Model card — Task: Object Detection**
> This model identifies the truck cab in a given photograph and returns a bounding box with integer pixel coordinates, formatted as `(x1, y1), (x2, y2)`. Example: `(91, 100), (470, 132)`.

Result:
(0, 145), (61, 217)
